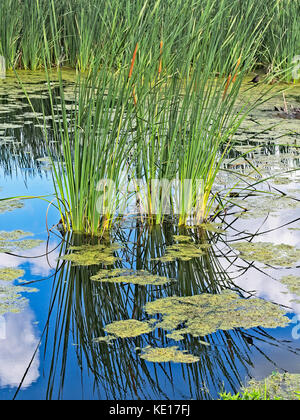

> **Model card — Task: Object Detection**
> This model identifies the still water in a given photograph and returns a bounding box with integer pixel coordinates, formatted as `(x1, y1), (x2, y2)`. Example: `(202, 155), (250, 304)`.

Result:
(0, 71), (300, 400)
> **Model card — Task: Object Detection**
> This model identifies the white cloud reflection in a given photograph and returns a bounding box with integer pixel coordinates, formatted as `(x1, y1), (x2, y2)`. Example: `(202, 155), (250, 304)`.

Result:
(0, 241), (59, 277)
(0, 240), (59, 389)
(225, 208), (300, 315)
(0, 308), (40, 388)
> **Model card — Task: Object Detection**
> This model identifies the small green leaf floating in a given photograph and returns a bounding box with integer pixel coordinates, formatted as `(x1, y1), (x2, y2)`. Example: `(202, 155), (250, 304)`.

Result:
(144, 291), (290, 337)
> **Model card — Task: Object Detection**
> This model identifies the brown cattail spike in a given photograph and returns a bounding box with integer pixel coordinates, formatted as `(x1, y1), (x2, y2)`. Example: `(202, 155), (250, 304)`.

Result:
(158, 40), (163, 75)
(128, 43), (138, 79)
(231, 56), (241, 84)
(222, 73), (232, 100)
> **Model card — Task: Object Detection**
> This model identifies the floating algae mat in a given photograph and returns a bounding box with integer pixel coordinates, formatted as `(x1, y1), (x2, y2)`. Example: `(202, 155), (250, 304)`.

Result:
(60, 243), (121, 266)
(0, 199), (24, 214)
(234, 195), (300, 219)
(144, 291), (290, 338)
(101, 319), (153, 340)
(91, 268), (173, 286)
(138, 346), (199, 363)
(280, 275), (300, 296)
(0, 230), (33, 241)
(0, 283), (38, 316)
(198, 223), (225, 233)
(232, 241), (300, 267)
(154, 236), (211, 263)
(0, 230), (43, 252)
(242, 372), (300, 400)
(0, 268), (25, 281)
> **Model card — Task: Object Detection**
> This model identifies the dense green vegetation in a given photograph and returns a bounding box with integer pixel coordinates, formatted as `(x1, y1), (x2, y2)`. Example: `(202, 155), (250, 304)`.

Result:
(0, 0), (299, 79)
(1, 0), (298, 234)
(220, 372), (300, 400)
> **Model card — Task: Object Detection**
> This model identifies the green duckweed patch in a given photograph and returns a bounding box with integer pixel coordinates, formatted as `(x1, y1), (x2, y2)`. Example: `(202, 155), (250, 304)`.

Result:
(93, 335), (116, 345)
(242, 372), (300, 400)
(0, 239), (44, 253)
(280, 275), (300, 296)
(0, 199), (24, 214)
(0, 230), (33, 241)
(232, 242), (300, 267)
(0, 230), (43, 253)
(154, 238), (211, 263)
(172, 235), (192, 242)
(155, 243), (204, 262)
(138, 346), (200, 363)
(198, 223), (225, 233)
(234, 195), (300, 219)
(144, 291), (290, 338)
(0, 284), (38, 316)
(60, 243), (121, 266)
(91, 268), (173, 286)
(0, 268), (25, 281)
(103, 319), (153, 339)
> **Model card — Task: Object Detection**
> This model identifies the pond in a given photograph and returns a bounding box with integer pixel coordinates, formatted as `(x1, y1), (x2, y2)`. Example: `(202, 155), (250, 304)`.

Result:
(0, 71), (300, 400)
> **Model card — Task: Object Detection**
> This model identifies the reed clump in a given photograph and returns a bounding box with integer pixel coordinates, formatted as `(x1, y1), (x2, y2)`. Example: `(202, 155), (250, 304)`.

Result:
(0, 0), (298, 79)
(9, 0), (298, 234)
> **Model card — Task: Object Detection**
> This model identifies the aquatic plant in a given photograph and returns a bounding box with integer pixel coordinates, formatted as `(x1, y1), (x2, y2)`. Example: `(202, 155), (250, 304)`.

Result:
(0, 268), (24, 281)
(0, 0), (297, 79)
(138, 346), (200, 364)
(35, 226), (296, 400)
(60, 243), (121, 266)
(0, 283), (38, 316)
(232, 241), (300, 267)
(0, 229), (44, 253)
(220, 372), (300, 400)
(144, 291), (290, 337)
(103, 319), (153, 339)
(91, 268), (173, 286)
(0, 199), (24, 214)
(34, 0), (273, 234)
(280, 275), (300, 296)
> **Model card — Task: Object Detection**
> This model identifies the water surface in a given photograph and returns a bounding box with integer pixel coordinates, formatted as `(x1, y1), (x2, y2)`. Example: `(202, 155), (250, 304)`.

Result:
(0, 72), (300, 400)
